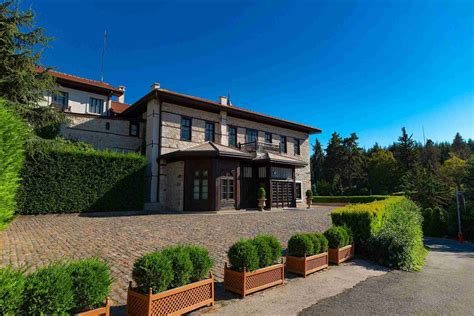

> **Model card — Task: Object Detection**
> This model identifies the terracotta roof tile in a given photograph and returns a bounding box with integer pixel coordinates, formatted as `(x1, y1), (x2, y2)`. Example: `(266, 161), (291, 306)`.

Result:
(110, 101), (130, 114)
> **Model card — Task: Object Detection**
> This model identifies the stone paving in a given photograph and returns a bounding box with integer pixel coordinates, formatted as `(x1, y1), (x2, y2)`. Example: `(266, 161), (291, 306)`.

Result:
(0, 207), (333, 306)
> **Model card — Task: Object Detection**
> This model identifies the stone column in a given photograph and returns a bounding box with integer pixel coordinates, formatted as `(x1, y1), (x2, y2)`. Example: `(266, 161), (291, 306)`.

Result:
(145, 99), (160, 203)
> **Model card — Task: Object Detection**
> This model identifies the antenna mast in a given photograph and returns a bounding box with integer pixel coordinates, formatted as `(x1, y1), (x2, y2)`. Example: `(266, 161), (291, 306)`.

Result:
(100, 30), (107, 82)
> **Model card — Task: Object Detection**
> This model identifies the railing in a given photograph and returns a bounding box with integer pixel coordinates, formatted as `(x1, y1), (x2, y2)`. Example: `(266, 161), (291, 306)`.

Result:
(239, 141), (280, 153)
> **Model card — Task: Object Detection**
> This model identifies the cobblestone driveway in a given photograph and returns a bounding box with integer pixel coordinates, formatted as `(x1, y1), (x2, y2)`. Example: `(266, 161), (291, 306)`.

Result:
(0, 207), (333, 305)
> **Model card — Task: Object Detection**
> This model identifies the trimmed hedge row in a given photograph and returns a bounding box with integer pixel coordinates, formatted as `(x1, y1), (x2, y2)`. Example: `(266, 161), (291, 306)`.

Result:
(331, 196), (427, 271)
(228, 235), (282, 272)
(0, 258), (111, 315)
(132, 245), (213, 294)
(17, 138), (148, 214)
(312, 195), (389, 204)
(0, 101), (27, 229)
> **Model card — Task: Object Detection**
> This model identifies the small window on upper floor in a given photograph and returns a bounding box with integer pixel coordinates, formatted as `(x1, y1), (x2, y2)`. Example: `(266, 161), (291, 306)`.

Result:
(89, 97), (104, 114)
(245, 129), (258, 143)
(52, 91), (69, 109)
(229, 126), (237, 147)
(130, 122), (139, 137)
(294, 138), (300, 155)
(265, 132), (272, 144)
(280, 135), (287, 154)
(205, 121), (215, 142)
(181, 117), (192, 141)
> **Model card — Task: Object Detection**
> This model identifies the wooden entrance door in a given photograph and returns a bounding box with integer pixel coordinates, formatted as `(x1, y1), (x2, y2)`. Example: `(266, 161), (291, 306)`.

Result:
(271, 180), (294, 208)
(185, 160), (211, 211)
(240, 165), (256, 208)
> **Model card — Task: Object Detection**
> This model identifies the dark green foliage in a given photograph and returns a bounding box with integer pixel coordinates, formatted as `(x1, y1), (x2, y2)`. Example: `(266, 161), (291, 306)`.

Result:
(310, 139), (324, 188)
(132, 252), (173, 294)
(324, 226), (351, 249)
(306, 233), (321, 255)
(0, 101), (27, 229)
(257, 186), (266, 199)
(368, 202), (427, 271)
(314, 233), (329, 252)
(254, 235), (282, 263)
(313, 195), (388, 204)
(288, 234), (313, 257)
(161, 246), (193, 288)
(17, 138), (148, 214)
(306, 190), (313, 198)
(184, 245), (213, 282)
(421, 207), (448, 237)
(251, 236), (273, 268)
(0, 266), (25, 315)
(23, 263), (75, 315)
(68, 258), (112, 313)
(367, 149), (399, 194)
(228, 239), (259, 272)
(393, 127), (418, 172)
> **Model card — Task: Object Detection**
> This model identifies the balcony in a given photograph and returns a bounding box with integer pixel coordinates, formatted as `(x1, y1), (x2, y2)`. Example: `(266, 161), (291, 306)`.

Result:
(239, 140), (280, 154)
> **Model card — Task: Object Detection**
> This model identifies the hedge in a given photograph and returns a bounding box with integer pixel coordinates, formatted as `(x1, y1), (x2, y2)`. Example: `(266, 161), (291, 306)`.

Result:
(0, 101), (27, 229)
(331, 196), (427, 271)
(312, 195), (389, 204)
(17, 138), (148, 214)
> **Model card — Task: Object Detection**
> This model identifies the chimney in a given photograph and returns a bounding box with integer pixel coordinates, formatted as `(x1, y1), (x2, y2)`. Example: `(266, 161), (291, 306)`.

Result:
(219, 96), (228, 106)
(118, 86), (125, 103)
(151, 82), (161, 90)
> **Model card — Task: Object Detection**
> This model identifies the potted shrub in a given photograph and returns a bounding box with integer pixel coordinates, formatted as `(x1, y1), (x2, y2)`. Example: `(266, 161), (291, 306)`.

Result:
(127, 245), (214, 316)
(305, 190), (313, 209)
(286, 233), (329, 277)
(324, 226), (354, 264)
(224, 235), (284, 297)
(257, 186), (266, 211)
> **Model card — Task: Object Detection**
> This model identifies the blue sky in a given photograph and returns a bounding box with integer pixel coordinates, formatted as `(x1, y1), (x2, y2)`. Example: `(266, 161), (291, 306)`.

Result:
(26, 0), (473, 149)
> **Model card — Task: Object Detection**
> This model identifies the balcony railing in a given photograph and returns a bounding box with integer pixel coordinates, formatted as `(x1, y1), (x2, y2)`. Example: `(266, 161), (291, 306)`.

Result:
(239, 140), (280, 154)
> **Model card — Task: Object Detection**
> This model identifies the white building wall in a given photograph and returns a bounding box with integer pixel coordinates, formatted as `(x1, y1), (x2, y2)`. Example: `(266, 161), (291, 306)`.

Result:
(40, 86), (111, 115)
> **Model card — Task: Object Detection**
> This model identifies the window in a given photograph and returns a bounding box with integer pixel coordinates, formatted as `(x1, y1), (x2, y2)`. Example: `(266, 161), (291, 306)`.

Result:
(243, 167), (253, 178)
(229, 126), (237, 147)
(181, 117), (192, 141)
(130, 122), (139, 137)
(245, 129), (258, 143)
(193, 170), (208, 200)
(221, 178), (235, 200)
(294, 138), (300, 155)
(89, 97), (104, 114)
(296, 182), (302, 200)
(265, 132), (272, 143)
(271, 167), (292, 179)
(52, 91), (68, 108)
(280, 135), (287, 153)
(258, 167), (267, 178)
(105, 122), (110, 130)
(205, 122), (215, 142)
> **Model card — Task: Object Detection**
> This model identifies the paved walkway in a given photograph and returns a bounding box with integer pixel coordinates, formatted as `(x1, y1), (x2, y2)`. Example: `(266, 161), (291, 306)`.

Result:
(301, 238), (474, 315)
(0, 207), (333, 305)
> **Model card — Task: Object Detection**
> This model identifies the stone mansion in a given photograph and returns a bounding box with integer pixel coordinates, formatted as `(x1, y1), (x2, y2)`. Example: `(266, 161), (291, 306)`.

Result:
(39, 68), (321, 212)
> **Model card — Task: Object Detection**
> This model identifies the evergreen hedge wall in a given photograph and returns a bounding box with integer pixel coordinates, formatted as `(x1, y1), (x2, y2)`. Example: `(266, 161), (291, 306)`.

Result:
(313, 195), (389, 204)
(0, 101), (27, 229)
(17, 139), (148, 214)
(331, 196), (427, 271)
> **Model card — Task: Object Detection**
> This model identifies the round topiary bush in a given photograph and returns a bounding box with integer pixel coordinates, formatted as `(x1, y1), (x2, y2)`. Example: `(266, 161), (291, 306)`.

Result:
(228, 239), (259, 272)
(306, 233), (321, 255)
(324, 226), (351, 249)
(251, 236), (273, 268)
(184, 245), (213, 282)
(288, 234), (314, 257)
(132, 251), (173, 294)
(314, 233), (329, 253)
(68, 258), (112, 313)
(0, 266), (25, 315)
(255, 234), (282, 263)
(162, 246), (193, 288)
(23, 263), (75, 315)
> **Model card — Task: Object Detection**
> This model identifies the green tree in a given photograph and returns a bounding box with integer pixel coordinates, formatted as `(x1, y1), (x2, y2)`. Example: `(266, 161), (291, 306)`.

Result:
(323, 132), (344, 184)
(421, 139), (440, 171)
(439, 155), (467, 190)
(0, 1), (66, 138)
(310, 139), (324, 188)
(451, 133), (470, 160)
(392, 127), (418, 172)
(367, 149), (398, 194)
(341, 133), (367, 193)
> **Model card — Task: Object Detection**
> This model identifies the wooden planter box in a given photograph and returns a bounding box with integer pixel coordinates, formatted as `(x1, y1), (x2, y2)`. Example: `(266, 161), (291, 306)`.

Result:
(328, 244), (354, 264)
(286, 252), (328, 277)
(224, 260), (285, 297)
(126, 273), (214, 316)
(76, 298), (110, 316)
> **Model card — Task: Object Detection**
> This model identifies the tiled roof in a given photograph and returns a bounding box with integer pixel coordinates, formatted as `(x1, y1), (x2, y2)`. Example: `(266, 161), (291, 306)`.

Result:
(254, 152), (307, 167)
(36, 66), (123, 95)
(110, 101), (130, 114)
(161, 142), (252, 160)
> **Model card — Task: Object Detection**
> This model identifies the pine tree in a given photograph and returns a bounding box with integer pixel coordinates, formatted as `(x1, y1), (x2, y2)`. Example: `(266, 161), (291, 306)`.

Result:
(367, 149), (398, 194)
(451, 133), (470, 160)
(393, 127), (418, 172)
(421, 139), (440, 171)
(341, 133), (367, 192)
(323, 132), (344, 183)
(310, 139), (324, 187)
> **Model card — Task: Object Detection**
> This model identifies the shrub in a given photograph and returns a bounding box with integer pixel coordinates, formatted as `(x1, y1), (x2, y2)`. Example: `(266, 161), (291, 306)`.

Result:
(306, 189), (313, 198)
(161, 246), (193, 288)
(306, 233), (322, 255)
(288, 234), (313, 257)
(251, 236), (273, 268)
(313, 195), (389, 204)
(17, 138), (148, 214)
(0, 266), (25, 315)
(254, 234), (282, 264)
(228, 239), (259, 272)
(0, 101), (27, 229)
(324, 226), (351, 249)
(132, 252), (173, 294)
(68, 258), (112, 313)
(314, 233), (329, 253)
(257, 186), (266, 199)
(184, 245), (213, 282)
(23, 263), (75, 315)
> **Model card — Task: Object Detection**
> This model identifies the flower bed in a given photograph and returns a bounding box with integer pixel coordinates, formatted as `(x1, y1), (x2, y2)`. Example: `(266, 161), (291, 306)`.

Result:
(286, 232), (329, 277)
(224, 235), (284, 297)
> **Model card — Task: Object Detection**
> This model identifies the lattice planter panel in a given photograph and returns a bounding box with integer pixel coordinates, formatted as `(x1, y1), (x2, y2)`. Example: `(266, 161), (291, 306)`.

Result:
(328, 244), (354, 265)
(224, 260), (285, 297)
(76, 298), (110, 316)
(286, 252), (328, 277)
(126, 274), (214, 316)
